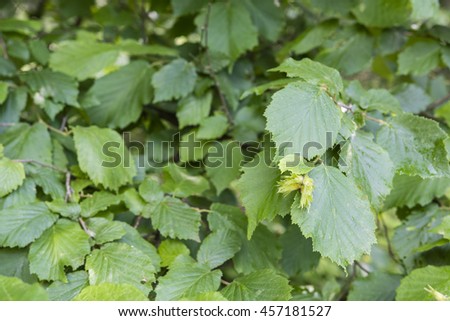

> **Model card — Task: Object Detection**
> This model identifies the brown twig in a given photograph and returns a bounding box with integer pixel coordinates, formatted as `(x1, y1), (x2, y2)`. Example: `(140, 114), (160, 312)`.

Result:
(202, 2), (234, 125)
(354, 261), (370, 274)
(59, 115), (68, 131)
(64, 172), (73, 202)
(425, 93), (450, 112)
(379, 215), (407, 273)
(335, 263), (357, 301)
(133, 215), (143, 229)
(364, 114), (388, 125)
(79, 217), (95, 238)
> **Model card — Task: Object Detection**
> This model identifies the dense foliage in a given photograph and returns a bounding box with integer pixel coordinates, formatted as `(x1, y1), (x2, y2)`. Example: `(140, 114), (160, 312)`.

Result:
(1, 0), (450, 301)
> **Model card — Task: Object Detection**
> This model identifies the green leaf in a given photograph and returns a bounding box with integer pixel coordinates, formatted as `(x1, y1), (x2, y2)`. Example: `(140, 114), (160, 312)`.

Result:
(0, 123), (52, 163)
(270, 58), (343, 97)
(279, 20), (337, 58)
(280, 225), (320, 276)
(435, 101), (450, 126)
(29, 39), (49, 65)
(181, 292), (227, 301)
(352, 0), (411, 28)
(210, 204), (281, 274)
(398, 40), (441, 76)
(348, 272), (402, 301)
(86, 217), (126, 245)
(0, 19), (41, 35)
(265, 82), (341, 158)
(0, 57), (17, 77)
(152, 58), (197, 102)
(74, 283), (148, 301)
(29, 219), (91, 282)
(291, 165), (376, 267)
(0, 81), (8, 104)
(197, 228), (241, 269)
(278, 154), (313, 175)
(151, 197), (201, 241)
(411, 0), (439, 21)
(20, 69), (79, 107)
(0, 158), (25, 197)
(0, 276), (48, 301)
(155, 255), (222, 301)
(139, 178), (164, 203)
(242, 0), (284, 42)
(73, 126), (136, 191)
(221, 270), (292, 301)
(0, 202), (57, 248)
(171, 0), (208, 16)
(196, 114), (229, 140)
(317, 27), (374, 76)
(237, 152), (293, 238)
(0, 87), (27, 128)
(195, 1), (258, 61)
(431, 216), (450, 240)
(206, 141), (244, 195)
(396, 266), (450, 300)
(359, 89), (402, 114)
(117, 39), (177, 57)
(122, 188), (146, 215)
(395, 84), (432, 113)
(161, 163), (209, 197)
(29, 168), (65, 200)
(0, 248), (36, 283)
(47, 271), (89, 301)
(340, 131), (395, 209)
(392, 206), (445, 268)
(86, 242), (156, 295)
(0, 179), (36, 210)
(49, 39), (120, 81)
(231, 106), (266, 142)
(158, 239), (190, 267)
(376, 113), (450, 178)
(46, 199), (81, 219)
(384, 175), (450, 208)
(85, 61), (153, 128)
(118, 222), (160, 272)
(176, 92), (212, 129)
(442, 47), (450, 69)
(240, 79), (296, 100)
(80, 191), (122, 218)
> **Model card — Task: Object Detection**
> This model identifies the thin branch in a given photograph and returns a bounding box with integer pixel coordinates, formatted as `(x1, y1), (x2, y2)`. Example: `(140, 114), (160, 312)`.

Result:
(337, 101), (353, 111)
(133, 215), (143, 229)
(220, 279), (231, 286)
(379, 215), (407, 273)
(354, 261), (370, 274)
(425, 93), (450, 112)
(335, 264), (357, 301)
(64, 172), (73, 202)
(59, 115), (68, 131)
(39, 119), (71, 136)
(364, 114), (388, 125)
(202, 2), (234, 125)
(14, 159), (67, 174)
(79, 218), (95, 238)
